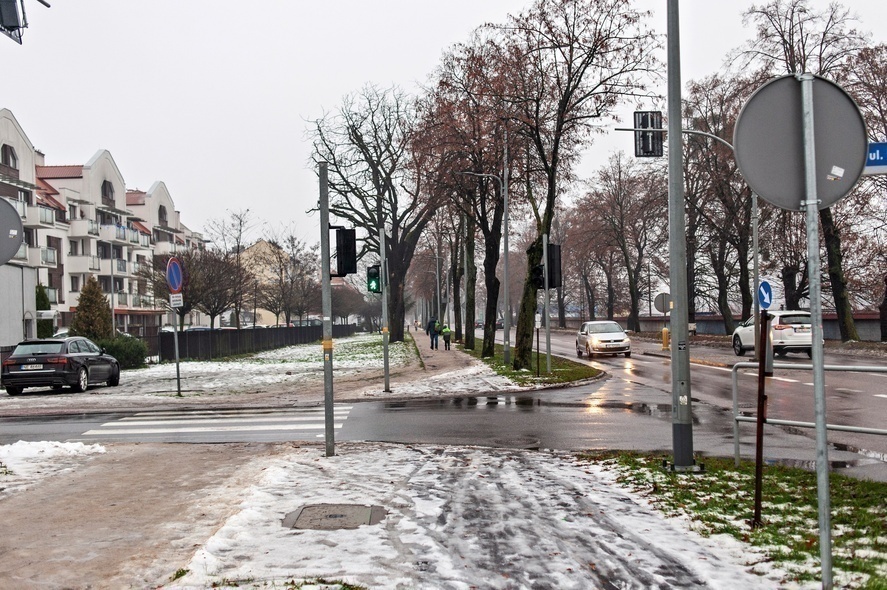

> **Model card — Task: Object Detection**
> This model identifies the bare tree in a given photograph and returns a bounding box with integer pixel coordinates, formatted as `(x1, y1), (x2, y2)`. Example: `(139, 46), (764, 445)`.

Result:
(311, 84), (438, 343)
(495, 0), (660, 369)
(204, 209), (258, 329)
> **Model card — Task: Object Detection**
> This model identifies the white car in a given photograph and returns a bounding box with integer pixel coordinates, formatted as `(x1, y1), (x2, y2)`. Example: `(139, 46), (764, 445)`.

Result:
(732, 310), (812, 357)
(576, 320), (631, 358)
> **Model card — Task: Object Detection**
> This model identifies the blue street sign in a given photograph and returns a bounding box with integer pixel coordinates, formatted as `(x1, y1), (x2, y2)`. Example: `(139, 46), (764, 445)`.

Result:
(863, 142), (887, 176)
(758, 280), (773, 310)
(166, 257), (184, 294)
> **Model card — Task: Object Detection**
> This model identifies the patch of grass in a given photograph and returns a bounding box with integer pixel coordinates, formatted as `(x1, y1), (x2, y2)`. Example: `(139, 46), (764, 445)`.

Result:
(461, 341), (601, 386)
(170, 568), (189, 581)
(578, 452), (887, 588)
(205, 579), (367, 589)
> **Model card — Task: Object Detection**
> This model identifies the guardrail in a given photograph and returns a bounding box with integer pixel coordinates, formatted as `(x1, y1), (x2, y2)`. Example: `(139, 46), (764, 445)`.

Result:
(731, 361), (887, 465)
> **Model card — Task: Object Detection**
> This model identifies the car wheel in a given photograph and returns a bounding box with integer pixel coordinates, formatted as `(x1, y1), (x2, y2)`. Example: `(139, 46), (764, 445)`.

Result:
(624, 351), (631, 358)
(733, 335), (745, 356)
(776, 350), (788, 358)
(5, 386), (23, 396)
(585, 344), (594, 358)
(806, 349), (813, 359)
(576, 342), (583, 357)
(71, 367), (88, 393)
(108, 364), (120, 387)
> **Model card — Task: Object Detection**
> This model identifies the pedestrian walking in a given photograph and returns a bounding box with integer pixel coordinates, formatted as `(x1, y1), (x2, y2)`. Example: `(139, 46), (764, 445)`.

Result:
(442, 325), (452, 350)
(425, 317), (440, 350)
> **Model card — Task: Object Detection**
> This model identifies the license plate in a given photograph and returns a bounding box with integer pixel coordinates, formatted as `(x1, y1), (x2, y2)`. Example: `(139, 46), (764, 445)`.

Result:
(21, 364), (43, 370)
(795, 327), (810, 333)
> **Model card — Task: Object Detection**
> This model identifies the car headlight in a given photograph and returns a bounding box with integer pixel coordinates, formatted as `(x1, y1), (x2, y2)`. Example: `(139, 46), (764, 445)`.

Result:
(591, 337), (600, 346)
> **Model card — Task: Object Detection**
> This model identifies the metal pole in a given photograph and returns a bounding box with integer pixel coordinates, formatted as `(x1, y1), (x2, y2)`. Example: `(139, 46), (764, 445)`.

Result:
(435, 255), (441, 321)
(503, 126), (511, 365)
(667, 0), (694, 469)
(380, 225), (390, 392)
(753, 193), (761, 358)
(173, 325), (181, 397)
(752, 310), (770, 529)
(543, 234), (551, 374)
(318, 162), (335, 457)
(799, 72), (833, 589)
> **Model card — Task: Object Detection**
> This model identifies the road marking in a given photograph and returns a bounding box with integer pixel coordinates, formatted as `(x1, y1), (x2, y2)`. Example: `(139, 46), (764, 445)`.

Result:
(875, 394), (887, 399)
(80, 406), (351, 437)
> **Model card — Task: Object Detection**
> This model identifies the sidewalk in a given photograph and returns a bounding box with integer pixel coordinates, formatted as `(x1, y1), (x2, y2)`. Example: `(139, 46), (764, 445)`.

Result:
(0, 334), (883, 588)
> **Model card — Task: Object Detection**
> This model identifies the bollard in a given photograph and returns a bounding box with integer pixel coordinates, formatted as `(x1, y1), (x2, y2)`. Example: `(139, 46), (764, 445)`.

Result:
(662, 327), (670, 351)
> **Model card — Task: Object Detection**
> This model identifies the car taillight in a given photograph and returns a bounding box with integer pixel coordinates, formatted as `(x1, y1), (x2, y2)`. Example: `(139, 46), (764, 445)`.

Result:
(2, 358), (17, 367)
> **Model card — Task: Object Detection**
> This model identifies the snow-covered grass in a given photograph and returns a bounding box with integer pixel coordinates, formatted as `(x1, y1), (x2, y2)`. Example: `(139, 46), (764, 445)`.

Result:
(586, 452), (887, 589)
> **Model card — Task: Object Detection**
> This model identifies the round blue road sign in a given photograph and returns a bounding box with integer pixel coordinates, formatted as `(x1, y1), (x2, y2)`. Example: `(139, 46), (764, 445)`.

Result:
(166, 257), (184, 294)
(758, 280), (772, 310)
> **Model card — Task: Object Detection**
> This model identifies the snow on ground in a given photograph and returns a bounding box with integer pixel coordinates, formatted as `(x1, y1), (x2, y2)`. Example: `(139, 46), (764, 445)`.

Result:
(0, 441), (105, 497)
(165, 443), (799, 590)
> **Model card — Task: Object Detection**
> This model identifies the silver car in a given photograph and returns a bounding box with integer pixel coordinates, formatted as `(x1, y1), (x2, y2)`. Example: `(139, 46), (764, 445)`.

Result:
(576, 321), (631, 358)
(732, 310), (812, 357)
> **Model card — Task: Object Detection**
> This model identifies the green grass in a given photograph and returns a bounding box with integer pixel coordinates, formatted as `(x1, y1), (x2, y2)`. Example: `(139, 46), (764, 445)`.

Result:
(578, 452), (887, 588)
(460, 341), (601, 386)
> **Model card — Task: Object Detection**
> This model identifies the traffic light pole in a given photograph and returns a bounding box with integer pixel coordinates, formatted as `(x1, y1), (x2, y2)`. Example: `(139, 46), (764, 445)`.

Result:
(319, 162), (335, 457)
(380, 224), (391, 393)
(667, 0), (695, 470)
(543, 234), (551, 374)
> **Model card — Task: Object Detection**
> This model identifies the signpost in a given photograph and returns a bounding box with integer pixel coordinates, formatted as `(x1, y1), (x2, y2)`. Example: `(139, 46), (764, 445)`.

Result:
(166, 257), (183, 397)
(757, 281), (772, 310)
(734, 73), (867, 589)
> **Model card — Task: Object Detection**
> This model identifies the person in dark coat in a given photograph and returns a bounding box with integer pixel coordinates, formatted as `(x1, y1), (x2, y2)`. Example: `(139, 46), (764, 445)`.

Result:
(425, 317), (440, 350)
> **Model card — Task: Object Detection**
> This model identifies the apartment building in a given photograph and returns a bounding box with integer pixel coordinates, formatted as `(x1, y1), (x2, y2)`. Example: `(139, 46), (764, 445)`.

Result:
(0, 108), (205, 346)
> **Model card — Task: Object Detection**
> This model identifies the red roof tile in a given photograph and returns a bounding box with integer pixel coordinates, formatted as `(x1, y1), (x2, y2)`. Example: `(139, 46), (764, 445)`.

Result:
(131, 220), (151, 234)
(36, 165), (84, 179)
(126, 190), (146, 206)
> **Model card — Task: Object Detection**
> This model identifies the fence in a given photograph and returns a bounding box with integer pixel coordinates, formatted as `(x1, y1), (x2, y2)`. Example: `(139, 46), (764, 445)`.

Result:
(152, 324), (357, 362)
(731, 361), (887, 466)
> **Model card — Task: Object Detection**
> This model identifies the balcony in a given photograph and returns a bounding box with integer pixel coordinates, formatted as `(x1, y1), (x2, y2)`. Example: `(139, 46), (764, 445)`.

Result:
(113, 292), (128, 306)
(3, 197), (26, 218)
(70, 218), (99, 238)
(28, 246), (57, 268)
(131, 261), (142, 276)
(24, 205), (57, 228)
(99, 224), (128, 243)
(126, 228), (140, 244)
(99, 257), (128, 276)
(67, 254), (101, 274)
(154, 241), (180, 256)
(139, 234), (151, 248)
(13, 242), (28, 261)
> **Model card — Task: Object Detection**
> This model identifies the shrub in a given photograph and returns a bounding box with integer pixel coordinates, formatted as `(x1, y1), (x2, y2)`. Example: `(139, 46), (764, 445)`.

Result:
(98, 335), (148, 370)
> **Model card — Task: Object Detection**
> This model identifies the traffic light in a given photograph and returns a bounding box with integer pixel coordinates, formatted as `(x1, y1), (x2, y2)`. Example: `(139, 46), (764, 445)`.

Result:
(335, 228), (357, 276)
(634, 110), (663, 158)
(547, 244), (562, 289)
(367, 264), (381, 293)
(530, 264), (545, 290)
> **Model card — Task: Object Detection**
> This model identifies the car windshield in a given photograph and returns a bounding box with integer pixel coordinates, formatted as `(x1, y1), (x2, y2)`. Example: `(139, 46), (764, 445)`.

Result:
(586, 322), (624, 334)
(12, 342), (64, 355)
(778, 314), (811, 325)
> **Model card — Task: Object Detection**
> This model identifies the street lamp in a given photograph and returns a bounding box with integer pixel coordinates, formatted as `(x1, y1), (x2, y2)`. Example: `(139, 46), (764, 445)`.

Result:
(459, 168), (510, 364)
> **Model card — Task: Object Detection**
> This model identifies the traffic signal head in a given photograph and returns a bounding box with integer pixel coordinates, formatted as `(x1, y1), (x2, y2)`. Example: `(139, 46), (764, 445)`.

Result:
(530, 264), (545, 290)
(367, 264), (381, 293)
(336, 228), (357, 276)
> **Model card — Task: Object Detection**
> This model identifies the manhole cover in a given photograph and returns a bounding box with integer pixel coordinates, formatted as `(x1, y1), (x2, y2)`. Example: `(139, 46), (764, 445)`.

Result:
(282, 503), (387, 530)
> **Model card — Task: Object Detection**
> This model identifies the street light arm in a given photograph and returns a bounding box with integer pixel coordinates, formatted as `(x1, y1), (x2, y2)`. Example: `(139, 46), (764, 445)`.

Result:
(457, 170), (502, 189)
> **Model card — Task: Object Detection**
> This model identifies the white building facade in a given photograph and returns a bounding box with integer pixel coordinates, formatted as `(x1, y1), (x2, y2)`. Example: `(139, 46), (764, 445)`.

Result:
(0, 108), (205, 346)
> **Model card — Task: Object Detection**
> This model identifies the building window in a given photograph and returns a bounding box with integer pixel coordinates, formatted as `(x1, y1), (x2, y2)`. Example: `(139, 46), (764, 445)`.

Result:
(71, 276), (80, 292)
(101, 180), (115, 206)
(69, 240), (79, 256)
(158, 205), (168, 227)
(1, 144), (18, 169)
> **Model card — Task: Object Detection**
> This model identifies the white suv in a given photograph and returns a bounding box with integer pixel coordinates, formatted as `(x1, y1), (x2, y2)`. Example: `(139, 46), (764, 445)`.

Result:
(576, 321), (631, 358)
(732, 310), (812, 358)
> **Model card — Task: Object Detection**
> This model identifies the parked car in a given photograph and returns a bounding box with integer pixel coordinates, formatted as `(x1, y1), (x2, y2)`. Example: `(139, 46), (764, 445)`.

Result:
(495, 318), (504, 329)
(732, 310), (812, 357)
(1, 337), (120, 396)
(576, 320), (631, 358)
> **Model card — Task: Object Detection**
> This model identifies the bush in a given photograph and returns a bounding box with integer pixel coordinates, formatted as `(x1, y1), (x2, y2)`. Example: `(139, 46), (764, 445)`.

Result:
(98, 336), (148, 370)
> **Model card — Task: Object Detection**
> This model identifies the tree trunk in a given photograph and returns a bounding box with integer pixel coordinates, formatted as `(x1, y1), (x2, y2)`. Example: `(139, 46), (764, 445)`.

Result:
(512, 240), (542, 371)
(464, 217), (477, 350)
(453, 216), (465, 342)
(820, 207), (859, 342)
(481, 238), (501, 358)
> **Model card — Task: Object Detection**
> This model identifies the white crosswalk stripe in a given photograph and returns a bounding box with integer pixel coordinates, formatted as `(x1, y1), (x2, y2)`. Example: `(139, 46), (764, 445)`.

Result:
(78, 406), (352, 439)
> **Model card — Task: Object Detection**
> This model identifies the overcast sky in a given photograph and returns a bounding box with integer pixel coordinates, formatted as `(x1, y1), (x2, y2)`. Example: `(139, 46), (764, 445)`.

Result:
(3, 0), (886, 244)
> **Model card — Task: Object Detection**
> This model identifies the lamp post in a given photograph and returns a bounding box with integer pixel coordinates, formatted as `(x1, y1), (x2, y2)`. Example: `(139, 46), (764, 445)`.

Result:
(459, 169), (510, 364)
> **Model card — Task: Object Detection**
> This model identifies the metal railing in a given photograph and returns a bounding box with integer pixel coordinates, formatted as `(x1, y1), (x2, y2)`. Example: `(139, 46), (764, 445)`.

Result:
(39, 206), (55, 225)
(40, 247), (57, 265)
(731, 361), (887, 465)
